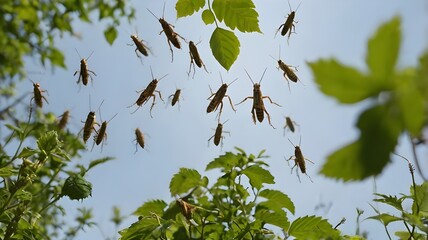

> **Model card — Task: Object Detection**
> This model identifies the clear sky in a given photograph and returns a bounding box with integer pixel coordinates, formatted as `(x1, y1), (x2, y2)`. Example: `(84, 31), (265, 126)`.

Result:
(20, 0), (428, 239)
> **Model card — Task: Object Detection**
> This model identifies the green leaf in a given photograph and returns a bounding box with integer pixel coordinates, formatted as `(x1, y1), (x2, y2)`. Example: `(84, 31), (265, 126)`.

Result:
(308, 59), (375, 103)
(201, 9), (215, 25)
(0, 166), (16, 177)
(87, 157), (115, 172)
(169, 168), (202, 196)
(367, 213), (401, 226)
(118, 216), (161, 240)
(17, 147), (39, 158)
(133, 200), (167, 217)
(373, 193), (404, 212)
(255, 209), (289, 229)
(366, 16), (401, 83)
(212, 0), (261, 33)
(242, 165), (274, 190)
(210, 27), (240, 71)
(287, 215), (337, 239)
(37, 131), (60, 153)
(5, 124), (23, 134)
(259, 189), (295, 214)
(176, 0), (205, 18)
(206, 151), (240, 172)
(395, 231), (426, 240)
(49, 48), (66, 68)
(394, 70), (425, 136)
(104, 25), (118, 45)
(412, 181), (428, 214)
(321, 105), (402, 181)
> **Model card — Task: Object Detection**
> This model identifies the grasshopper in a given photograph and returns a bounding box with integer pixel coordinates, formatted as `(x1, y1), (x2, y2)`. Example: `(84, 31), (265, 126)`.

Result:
(188, 41), (208, 78)
(206, 74), (237, 121)
(286, 138), (313, 182)
(275, 1), (301, 43)
(74, 50), (96, 86)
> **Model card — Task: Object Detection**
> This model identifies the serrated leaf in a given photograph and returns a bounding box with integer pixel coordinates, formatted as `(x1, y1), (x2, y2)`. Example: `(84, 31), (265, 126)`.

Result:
(259, 189), (295, 214)
(169, 168), (202, 196)
(202, 9), (215, 24)
(287, 215), (336, 239)
(118, 217), (161, 240)
(133, 199), (167, 216)
(212, 0), (261, 33)
(210, 27), (240, 71)
(394, 70), (425, 136)
(206, 151), (240, 172)
(412, 181), (428, 214)
(366, 16), (401, 83)
(308, 59), (375, 103)
(104, 25), (118, 45)
(17, 147), (39, 158)
(242, 165), (274, 190)
(321, 105), (402, 181)
(176, 0), (205, 18)
(50, 48), (66, 68)
(255, 209), (289, 229)
(87, 157), (115, 172)
(373, 193), (404, 212)
(37, 131), (59, 153)
(367, 213), (401, 226)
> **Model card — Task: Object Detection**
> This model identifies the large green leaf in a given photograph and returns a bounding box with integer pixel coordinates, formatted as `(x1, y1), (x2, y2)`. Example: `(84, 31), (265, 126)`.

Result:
(169, 168), (202, 196)
(254, 209), (289, 229)
(242, 165), (274, 190)
(308, 59), (375, 103)
(321, 105), (402, 181)
(133, 199), (167, 216)
(212, 0), (261, 33)
(210, 27), (240, 70)
(206, 151), (240, 172)
(259, 189), (295, 214)
(287, 215), (338, 239)
(366, 16), (401, 84)
(176, 0), (205, 18)
(412, 181), (428, 214)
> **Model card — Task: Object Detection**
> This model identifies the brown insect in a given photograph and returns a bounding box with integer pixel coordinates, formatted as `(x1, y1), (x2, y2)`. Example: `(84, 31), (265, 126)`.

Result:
(176, 198), (196, 221)
(82, 111), (97, 144)
(128, 68), (167, 117)
(74, 50), (96, 86)
(236, 69), (281, 129)
(271, 48), (299, 91)
(134, 128), (145, 152)
(208, 120), (230, 147)
(168, 88), (182, 107)
(58, 110), (70, 130)
(275, 1), (301, 43)
(147, 4), (184, 62)
(93, 112), (118, 148)
(129, 34), (150, 58)
(286, 138), (313, 182)
(31, 81), (48, 108)
(188, 41), (208, 78)
(283, 116), (299, 135)
(207, 74), (237, 121)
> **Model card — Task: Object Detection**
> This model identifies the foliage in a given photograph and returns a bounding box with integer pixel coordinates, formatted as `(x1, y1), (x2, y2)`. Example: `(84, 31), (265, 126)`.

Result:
(308, 16), (428, 181)
(0, 0), (135, 81)
(119, 149), (352, 240)
(175, 0), (261, 70)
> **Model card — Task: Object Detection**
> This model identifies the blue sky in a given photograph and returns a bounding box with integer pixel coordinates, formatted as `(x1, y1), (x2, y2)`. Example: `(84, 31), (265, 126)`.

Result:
(19, 0), (428, 239)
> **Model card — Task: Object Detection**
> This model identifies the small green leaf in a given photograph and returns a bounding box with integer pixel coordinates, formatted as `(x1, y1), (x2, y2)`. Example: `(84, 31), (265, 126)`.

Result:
(133, 200), (167, 217)
(255, 209), (289, 229)
(367, 213), (401, 226)
(373, 193), (404, 212)
(5, 124), (23, 134)
(50, 48), (66, 68)
(206, 151), (240, 172)
(366, 16), (401, 83)
(210, 27), (240, 70)
(308, 59), (375, 103)
(412, 181), (428, 214)
(169, 168), (202, 196)
(287, 215), (337, 239)
(61, 174), (92, 200)
(201, 9), (215, 25)
(0, 166), (16, 177)
(259, 189), (295, 214)
(395, 231), (426, 240)
(212, 0), (261, 33)
(176, 0), (205, 18)
(37, 131), (60, 153)
(104, 25), (118, 45)
(87, 157), (115, 172)
(17, 147), (39, 158)
(242, 165), (274, 190)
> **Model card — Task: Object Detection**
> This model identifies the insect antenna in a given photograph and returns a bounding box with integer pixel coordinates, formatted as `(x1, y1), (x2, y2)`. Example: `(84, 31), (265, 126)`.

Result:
(146, 8), (158, 20)
(258, 68), (268, 84)
(75, 48), (82, 59)
(162, 1), (166, 19)
(244, 69), (255, 85)
(288, 138), (296, 147)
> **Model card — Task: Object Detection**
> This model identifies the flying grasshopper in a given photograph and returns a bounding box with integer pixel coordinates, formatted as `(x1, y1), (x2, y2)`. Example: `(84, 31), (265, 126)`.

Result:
(236, 68), (281, 129)
(147, 3), (185, 62)
(208, 120), (230, 147)
(74, 50), (96, 86)
(275, 1), (301, 43)
(206, 74), (237, 121)
(93, 112), (118, 149)
(283, 116), (299, 135)
(128, 67), (167, 117)
(134, 128), (145, 152)
(129, 34), (150, 58)
(58, 110), (70, 130)
(188, 40), (208, 78)
(30, 81), (48, 108)
(286, 138), (313, 182)
(271, 47), (299, 91)
(168, 88), (182, 108)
